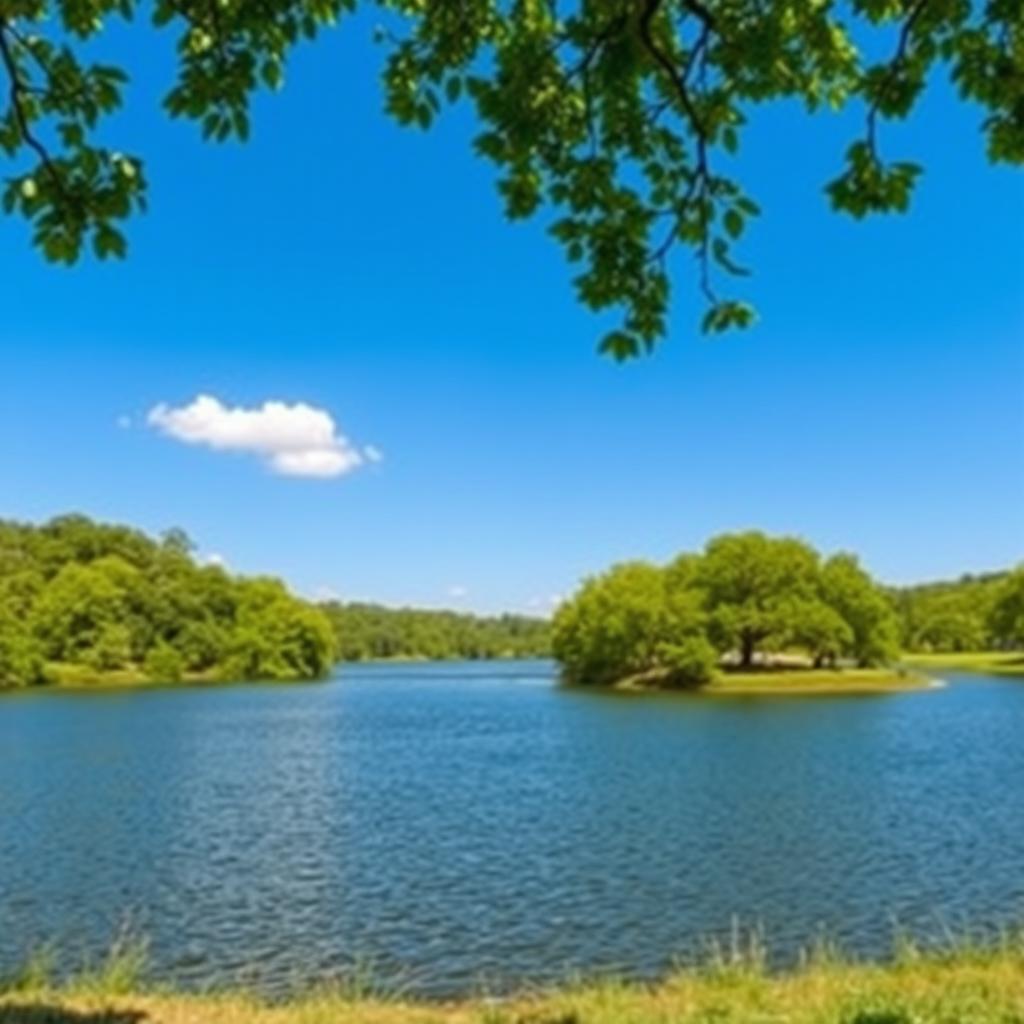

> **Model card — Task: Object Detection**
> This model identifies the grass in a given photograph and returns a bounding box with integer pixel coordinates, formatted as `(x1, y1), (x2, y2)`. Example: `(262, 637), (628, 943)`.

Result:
(705, 667), (932, 695)
(40, 663), (222, 690)
(613, 666), (932, 695)
(4, 934), (1024, 1024)
(24, 664), (320, 691)
(900, 651), (1024, 678)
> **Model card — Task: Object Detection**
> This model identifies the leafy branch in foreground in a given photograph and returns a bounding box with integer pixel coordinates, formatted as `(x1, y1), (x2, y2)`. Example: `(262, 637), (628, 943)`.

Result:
(1, 0), (1022, 354)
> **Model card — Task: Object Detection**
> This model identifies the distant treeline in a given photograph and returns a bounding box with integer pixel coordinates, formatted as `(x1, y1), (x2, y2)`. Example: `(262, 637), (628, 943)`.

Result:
(321, 602), (552, 661)
(0, 515), (336, 688)
(890, 571), (1022, 653)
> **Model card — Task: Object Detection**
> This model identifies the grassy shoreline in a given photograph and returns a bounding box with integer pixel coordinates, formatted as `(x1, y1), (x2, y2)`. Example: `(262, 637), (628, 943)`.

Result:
(613, 666), (932, 695)
(705, 667), (932, 695)
(900, 651), (1024, 678)
(5, 938), (1024, 1023)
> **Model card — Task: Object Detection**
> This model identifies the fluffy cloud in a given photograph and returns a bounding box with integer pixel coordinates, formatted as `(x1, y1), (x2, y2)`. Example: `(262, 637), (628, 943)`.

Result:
(148, 394), (378, 479)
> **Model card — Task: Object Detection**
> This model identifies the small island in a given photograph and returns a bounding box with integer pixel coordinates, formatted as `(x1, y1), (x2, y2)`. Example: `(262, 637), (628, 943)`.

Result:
(552, 532), (1024, 695)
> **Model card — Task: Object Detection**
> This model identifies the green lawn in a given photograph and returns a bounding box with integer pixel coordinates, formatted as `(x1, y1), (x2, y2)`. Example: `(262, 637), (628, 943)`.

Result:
(706, 667), (932, 695)
(900, 651), (1024, 677)
(4, 939), (1024, 1024)
(613, 665), (932, 695)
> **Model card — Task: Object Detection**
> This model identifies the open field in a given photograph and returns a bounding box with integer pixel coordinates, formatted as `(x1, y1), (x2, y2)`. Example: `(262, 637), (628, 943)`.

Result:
(4, 939), (1024, 1024)
(900, 652), (1024, 678)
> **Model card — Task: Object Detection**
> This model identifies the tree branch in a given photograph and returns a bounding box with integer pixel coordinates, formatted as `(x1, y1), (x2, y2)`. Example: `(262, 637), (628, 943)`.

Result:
(637, 0), (708, 144)
(0, 21), (68, 200)
(636, 0), (717, 299)
(866, 0), (928, 156)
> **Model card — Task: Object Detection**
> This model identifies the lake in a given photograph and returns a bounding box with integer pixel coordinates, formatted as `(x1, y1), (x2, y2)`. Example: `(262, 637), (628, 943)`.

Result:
(1, 660), (1023, 996)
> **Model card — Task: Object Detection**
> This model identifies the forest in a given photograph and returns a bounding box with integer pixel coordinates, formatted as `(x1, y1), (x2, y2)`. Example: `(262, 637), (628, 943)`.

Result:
(322, 602), (551, 662)
(552, 532), (1024, 689)
(890, 572), (1020, 653)
(0, 515), (336, 688)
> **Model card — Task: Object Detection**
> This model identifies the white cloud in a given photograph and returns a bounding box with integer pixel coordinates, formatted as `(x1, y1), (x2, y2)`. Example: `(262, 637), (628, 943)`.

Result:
(364, 445), (384, 464)
(147, 394), (377, 479)
(203, 552), (227, 568)
(116, 414), (132, 430)
(527, 594), (563, 615)
(447, 584), (469, 599)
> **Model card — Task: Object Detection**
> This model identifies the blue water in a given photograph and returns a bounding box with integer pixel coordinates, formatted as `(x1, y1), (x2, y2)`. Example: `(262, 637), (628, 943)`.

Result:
(1, 660), (1023, 995)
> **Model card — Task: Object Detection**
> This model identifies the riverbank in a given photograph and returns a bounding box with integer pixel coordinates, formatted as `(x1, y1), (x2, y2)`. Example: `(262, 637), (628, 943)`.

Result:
(2, 663), (324, 692)
(613, 666), (931, 694)
(901, 651), (1024, 678)
(42, 663), (216, 689)
(4, 939), (1024, 1023)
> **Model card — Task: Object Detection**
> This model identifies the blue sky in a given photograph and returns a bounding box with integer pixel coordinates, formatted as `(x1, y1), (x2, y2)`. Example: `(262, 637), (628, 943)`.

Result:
(2, 14), (1022, 613)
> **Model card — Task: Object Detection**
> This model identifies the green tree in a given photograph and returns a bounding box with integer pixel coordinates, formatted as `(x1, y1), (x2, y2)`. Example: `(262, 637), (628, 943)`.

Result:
(0, 513), (339, 687)
(30, 561), (130, 662)
(173, 619), (229, 671)
(83, 622), (133, 671)
(1, 2), (1020, 352)
(820, 553), (900, 666)
(891, 571), (1003, 652)
(226, 579), (336, 680)
(783, 599), (854, 668)
(552, 560), (704, 685)
(697, 532), (821, 668)
(989, 567), (1024, 649)
(0, 619), (46, 686)
(912, 598), (988, 652)
(655, 634), (719, 688)
(144, 641), (185, 683)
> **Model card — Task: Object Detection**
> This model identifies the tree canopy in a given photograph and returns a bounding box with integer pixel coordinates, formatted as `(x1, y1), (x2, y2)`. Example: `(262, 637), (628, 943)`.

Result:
(553, 531), (904, 687)
(0, 514), (337, 687)
(2, 0), (1020, 353)
(322, 601), (551, 661)
(989, 567), (1024, 648)
(889, 569), (1020, 653)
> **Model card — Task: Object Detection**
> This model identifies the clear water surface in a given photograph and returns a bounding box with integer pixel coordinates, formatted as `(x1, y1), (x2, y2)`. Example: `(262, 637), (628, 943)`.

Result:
(1, 660), (1023, 995)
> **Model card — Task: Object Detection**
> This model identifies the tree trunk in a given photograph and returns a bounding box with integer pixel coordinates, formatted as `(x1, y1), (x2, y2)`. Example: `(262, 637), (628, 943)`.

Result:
(740, 634), (755, 669)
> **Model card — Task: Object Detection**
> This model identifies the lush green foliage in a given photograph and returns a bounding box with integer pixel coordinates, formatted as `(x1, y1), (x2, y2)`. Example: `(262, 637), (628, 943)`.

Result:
(2, 1), (1021, 352)
(0, 514), (336, 687)
(889, 568), (1022, 652)
(989, 567), (1024, 648)
(322, 601), (550, 662)
(553, 531), (903, 687)
(549, 560), (708, 685)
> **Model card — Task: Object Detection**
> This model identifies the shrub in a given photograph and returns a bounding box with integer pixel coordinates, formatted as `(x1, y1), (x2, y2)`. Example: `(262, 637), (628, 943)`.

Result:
(144, 643), (184, 683)
(657, 636), (719, 688)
